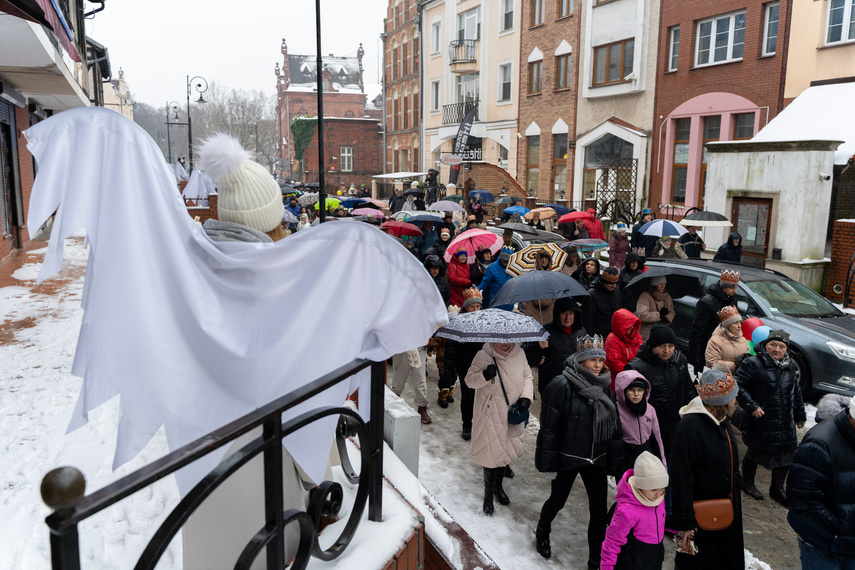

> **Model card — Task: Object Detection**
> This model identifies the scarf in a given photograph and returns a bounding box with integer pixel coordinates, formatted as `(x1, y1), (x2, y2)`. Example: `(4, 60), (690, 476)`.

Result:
(723, 326), (742, 341)
(491, 343), (513, 358)
(651, 289), (670, 304)
(624, 396), (648, 418)
(773, 353), (791, 370)
(563, 365), (617, 443)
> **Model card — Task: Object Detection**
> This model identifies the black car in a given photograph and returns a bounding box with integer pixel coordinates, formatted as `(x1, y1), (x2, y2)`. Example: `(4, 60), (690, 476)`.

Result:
(643, 258), (855, 399)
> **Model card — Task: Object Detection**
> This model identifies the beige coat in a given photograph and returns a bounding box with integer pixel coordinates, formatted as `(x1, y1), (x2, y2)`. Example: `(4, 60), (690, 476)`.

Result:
(523, 297), (554, 325)
(635, 290), (675, 340)
(466, 343), (534, 468)
(705, 326), (749, 373)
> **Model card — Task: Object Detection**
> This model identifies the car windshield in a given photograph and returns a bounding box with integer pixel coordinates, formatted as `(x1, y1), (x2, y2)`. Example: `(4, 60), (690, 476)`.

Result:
(744, 279), (843, 318)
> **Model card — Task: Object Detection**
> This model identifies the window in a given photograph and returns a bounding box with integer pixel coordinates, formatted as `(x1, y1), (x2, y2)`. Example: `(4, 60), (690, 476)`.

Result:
(733, 113), (755, 139)
(393, 98), (399, 131)
(559, 0), (573, 18)
(391, 47), (398, 81)
(527, 136), (540, 196)
(583, 134), (634, 199)
(498, 63), (513, 101)
(668, 26), (680, 71)
(700, 116), (721, 206)
(456, 72), (480, 102)
(671, 118), (690, 204)
(552, 134), (568, 198)
(431, 21), (442, 54)
(529, 61), (543, 94)
(763, 3), (779, 55)
(458, 7), (481, 41)
(695, 11), (746, 66)
(555, 54), (572, 89)
(592, 39), (634, 86)
(501, 0), (514, 31)
(826, 0), (855, 44)
(413, 93), (419, 125)
(430, 79), (440, 112)
(402, 42), (409, 76)
(403, 96), (409, 129)
(340, 147), (353, 172)
(530, 0), (545, 26)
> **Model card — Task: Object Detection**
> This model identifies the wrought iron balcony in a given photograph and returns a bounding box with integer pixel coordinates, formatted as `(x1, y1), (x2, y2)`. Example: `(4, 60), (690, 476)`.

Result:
(442, 100), (479, 125)
(449, 39), (477, 64)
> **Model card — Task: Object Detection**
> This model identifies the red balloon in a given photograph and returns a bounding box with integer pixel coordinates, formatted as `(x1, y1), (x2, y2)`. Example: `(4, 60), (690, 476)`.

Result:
(741, 317), (764, 340)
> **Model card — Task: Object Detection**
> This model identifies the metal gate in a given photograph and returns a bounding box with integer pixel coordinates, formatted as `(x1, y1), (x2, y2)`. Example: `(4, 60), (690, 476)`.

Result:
(595, 157), (637, 223)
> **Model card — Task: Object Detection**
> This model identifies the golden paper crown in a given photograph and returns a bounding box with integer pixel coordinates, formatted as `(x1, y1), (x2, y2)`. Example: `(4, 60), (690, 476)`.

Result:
(720, 270), (740, 285)
(602, 266), (620, 283)
(576, 334), (605, 353)
(697, 373), (737, 402)
(717, 305), (740, 323)
(462, 287), (482, 302)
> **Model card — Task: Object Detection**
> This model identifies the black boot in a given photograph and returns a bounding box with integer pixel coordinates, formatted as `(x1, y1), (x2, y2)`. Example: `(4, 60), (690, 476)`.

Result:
(741, 458), (764, 500)
(535, 524), (551, 559)
(445, 387), (455, 404)
(505, 465), (515, 478)
(770, 467), (789, 507)
(494, 467), (510, 505)
(483, 467), (495, 515)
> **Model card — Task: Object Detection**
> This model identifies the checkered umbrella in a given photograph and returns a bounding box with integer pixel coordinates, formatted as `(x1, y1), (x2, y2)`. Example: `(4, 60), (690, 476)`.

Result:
(505, 243), (569, 277)
(434, 308), (549, 343)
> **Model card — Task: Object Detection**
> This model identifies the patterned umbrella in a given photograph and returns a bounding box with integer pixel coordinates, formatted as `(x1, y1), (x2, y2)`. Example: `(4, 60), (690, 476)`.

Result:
(443, 228), (503, 264)
(638, 219), (688, 237)
(491, 270), (590, 307)
(524, 207), (556, 221)
(428, 200), (467, 212)
(505, 243), (569, 277)
(380, 220), (423, 237)
(559, 239), (609, 253)
(351, 208), (385, 218)
(298, 192), (319, 206)
(434, 308), (549, 343)
(282, 210), (298, 224)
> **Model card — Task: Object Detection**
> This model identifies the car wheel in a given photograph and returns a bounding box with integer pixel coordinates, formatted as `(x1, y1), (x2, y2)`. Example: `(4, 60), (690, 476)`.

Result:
(790, 349), (815, 402)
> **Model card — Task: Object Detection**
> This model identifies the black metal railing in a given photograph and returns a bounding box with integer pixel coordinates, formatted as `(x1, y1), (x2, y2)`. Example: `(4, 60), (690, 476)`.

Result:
(449, 39), (477, 64)
(442, 100), (479, 125)
(40, 359), (386, 570)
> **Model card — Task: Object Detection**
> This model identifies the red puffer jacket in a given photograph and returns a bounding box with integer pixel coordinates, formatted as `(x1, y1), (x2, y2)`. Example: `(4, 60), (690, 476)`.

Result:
(447, 257), (472, 308)
(605, 309), (643, 391)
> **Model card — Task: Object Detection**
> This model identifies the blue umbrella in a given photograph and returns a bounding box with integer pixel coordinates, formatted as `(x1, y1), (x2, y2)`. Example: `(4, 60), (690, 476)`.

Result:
(339, 198), (366, 209)
(545, 203), (571, 216)
(406, 214), (446, 224)
(504, 206), (531, 215)
(468, 190), (495, 203)
(638, 219), (688, 238)
(490, 270), (590, 308)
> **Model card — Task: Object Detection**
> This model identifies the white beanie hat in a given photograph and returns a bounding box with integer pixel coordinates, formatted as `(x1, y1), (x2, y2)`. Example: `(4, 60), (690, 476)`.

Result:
(632, 451), (669, 490)
(198, 134), (284, 233)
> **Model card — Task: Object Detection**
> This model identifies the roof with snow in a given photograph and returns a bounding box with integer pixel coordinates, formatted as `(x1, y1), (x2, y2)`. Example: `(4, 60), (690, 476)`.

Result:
(751, 83), (855, 165)
(288, 54), (361, 87)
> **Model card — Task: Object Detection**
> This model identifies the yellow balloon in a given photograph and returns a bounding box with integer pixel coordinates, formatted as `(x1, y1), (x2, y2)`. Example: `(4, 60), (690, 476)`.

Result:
(337, 190), (342, 195)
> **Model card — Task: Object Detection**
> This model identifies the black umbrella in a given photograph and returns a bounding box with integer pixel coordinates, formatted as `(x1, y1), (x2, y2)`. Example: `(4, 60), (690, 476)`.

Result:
(406, 214), (445, 224)
(498, 222), (539, 235)
(679, 210), (732, 227)
(495, 196), (522, 205)
(624, 266), (702, 301)
(404, 188), (425, 197)
(491, 271), (590, 308)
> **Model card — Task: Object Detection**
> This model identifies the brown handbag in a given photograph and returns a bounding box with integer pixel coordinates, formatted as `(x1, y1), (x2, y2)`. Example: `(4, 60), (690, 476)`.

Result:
(693, 427), (735, 531)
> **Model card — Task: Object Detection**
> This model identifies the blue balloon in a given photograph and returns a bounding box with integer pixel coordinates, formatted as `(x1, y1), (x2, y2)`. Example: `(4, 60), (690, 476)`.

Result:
(752, 325), (772, 345)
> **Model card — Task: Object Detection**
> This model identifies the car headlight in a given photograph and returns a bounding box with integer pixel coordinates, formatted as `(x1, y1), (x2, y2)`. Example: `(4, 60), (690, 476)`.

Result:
(827, 341), (855, 362)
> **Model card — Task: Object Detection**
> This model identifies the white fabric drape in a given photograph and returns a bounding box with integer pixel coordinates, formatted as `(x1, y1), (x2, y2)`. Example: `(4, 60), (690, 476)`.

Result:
(25, 107), (448, 494)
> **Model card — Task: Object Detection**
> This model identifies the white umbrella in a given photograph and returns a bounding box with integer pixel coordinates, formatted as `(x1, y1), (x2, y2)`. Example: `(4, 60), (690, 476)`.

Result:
(435, 308), (549, 343)
(638, 219), (688, 237)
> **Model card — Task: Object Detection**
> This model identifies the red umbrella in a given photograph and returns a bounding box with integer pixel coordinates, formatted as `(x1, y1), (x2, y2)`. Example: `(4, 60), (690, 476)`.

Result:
(380, 220), (423, 237)
(443, 228), (503, 265)
(557, 211), (593, 224)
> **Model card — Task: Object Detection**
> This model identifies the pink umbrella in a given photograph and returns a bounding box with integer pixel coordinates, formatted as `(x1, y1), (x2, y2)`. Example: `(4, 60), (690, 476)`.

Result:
(360, 198), (389, 208)
(443, 229), (503, 265)
(352, 208), (386, 218)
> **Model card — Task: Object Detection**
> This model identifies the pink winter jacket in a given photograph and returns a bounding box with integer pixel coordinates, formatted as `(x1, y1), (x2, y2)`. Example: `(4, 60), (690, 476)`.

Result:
(600, 469), (667, 570)
(466, 343), (534, 468)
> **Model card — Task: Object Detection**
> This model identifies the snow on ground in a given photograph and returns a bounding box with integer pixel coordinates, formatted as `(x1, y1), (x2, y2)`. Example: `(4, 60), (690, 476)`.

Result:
(834, 302), (855, 316)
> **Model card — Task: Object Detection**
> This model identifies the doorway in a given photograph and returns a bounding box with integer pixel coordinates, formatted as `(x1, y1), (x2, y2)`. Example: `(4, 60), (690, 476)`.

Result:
(730, 197), (772, 267)
(0, 122), (20, 250)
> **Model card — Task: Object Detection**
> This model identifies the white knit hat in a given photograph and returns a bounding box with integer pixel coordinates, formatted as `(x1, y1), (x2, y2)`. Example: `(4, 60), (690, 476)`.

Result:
(198, 134), (284, 233)
(632, 451), (669, 490)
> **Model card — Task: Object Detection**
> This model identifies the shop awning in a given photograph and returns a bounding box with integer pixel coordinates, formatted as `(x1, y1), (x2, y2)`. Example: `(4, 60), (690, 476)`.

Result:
(1, 0), (83, 62)
(752, 83), (855, 165)
(372, 171), (428, 179)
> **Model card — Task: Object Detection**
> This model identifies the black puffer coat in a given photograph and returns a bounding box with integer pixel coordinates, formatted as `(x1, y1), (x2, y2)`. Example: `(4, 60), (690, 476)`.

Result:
(585, 277), (623, 339)
(535, 363), (623, 473)
(788, 410), (855, 557)
(423, 255), (450, 307)
(624, 344), (696, 459)
(444, 337), (483, 382)
(714, 231), (743, 263)
(734, 345), (807, 454)
(618, 252), (645, 290)
(573, 256), (601, 291)
(525, 298), (587, 394)
(688, 282), (736, 369)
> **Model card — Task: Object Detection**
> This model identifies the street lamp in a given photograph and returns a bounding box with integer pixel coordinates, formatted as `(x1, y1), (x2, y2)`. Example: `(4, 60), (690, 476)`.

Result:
(186, 75), (208, 171)
(164, 101), (183, 164)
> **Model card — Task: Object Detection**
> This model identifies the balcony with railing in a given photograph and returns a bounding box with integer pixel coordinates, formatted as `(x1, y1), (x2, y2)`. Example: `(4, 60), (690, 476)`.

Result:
(442, 100), (479, 125)
(449, 39), (478, 74)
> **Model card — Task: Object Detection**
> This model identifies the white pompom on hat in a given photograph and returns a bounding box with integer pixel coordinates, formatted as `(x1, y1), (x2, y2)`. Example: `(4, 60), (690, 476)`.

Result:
(198, 134), (284, 234)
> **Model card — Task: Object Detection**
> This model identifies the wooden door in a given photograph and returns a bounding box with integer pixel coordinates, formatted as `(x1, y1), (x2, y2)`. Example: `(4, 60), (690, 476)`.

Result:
(730, 198), (772, 267)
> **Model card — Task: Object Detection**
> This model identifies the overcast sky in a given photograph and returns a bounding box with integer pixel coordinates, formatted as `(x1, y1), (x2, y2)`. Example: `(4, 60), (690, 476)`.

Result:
(85, 0), (387, 106)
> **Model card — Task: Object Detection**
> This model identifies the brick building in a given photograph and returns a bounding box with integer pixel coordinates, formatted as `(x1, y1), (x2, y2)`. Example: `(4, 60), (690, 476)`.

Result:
(516, 0), (581, 203)
(274, 39), (382, 181)
(383, 0), (421, 173)
(650, 0), (790, 213)
(300, 117), (384, 189)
